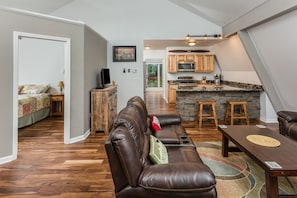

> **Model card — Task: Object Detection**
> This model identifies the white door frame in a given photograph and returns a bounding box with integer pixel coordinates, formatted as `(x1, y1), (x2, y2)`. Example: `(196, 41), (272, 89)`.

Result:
(13, 31), (71, 159)
(145, 61), (163, 92)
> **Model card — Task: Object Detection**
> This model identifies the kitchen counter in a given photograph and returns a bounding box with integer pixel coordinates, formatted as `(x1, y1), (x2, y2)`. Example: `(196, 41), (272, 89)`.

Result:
(175, 83), (262, 122)
(175, 84), (257, 92)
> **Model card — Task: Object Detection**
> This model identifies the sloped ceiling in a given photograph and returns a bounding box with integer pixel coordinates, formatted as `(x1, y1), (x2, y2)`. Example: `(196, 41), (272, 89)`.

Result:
(0, 0), (268, 27)
(168, 0), (268, 27)
(0, 0), (269, 49)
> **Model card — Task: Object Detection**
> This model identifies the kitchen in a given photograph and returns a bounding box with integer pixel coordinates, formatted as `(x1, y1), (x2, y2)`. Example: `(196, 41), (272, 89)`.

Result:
(166, 49), (263, 123)
(144, 34), (277, 124)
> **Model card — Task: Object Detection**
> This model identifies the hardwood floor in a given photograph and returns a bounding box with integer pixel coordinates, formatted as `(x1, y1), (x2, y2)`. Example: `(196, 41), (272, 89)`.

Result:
(0, 92), (277, 197)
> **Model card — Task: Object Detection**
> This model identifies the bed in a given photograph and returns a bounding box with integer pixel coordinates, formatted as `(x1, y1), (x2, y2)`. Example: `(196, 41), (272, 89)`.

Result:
(18, 84), (51, 128)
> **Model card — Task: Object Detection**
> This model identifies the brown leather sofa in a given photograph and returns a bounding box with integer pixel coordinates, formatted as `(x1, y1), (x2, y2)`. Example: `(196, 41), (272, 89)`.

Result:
(277, 111), (297, 141)
(105, 96), (217, 198)
(127, 96), (193, 145)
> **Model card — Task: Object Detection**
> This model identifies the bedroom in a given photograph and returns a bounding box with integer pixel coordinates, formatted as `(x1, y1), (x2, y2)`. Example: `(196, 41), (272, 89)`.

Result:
(17, 36), (65, 131)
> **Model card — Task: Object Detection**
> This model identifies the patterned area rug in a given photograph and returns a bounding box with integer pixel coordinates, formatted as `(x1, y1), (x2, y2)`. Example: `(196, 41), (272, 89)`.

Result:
(195, 142), (297, 198)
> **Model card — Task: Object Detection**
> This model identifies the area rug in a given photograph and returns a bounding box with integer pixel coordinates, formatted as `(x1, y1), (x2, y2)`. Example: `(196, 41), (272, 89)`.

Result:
(195, 142), (297, 198)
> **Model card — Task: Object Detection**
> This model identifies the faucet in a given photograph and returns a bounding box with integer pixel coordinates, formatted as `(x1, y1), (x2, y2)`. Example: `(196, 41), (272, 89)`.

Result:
(214, 74), (220, 86)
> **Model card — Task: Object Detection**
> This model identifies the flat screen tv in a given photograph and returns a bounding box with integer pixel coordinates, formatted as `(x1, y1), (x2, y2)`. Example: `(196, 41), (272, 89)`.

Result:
(101, 68), (111, 87)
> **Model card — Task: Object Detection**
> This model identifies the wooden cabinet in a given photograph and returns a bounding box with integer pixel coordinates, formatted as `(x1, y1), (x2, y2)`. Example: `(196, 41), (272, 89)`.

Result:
(168, 55), (178, 73)
(168, 84), (177, 104)
(50, 94), (64, 116)
(91, 85), (117, 134)
(194, 54), (214, 73)
(167, 54), (214, 73)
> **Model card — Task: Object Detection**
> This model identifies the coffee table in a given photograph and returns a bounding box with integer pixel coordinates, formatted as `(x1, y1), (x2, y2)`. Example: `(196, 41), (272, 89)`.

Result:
(218, 125), (297, 198)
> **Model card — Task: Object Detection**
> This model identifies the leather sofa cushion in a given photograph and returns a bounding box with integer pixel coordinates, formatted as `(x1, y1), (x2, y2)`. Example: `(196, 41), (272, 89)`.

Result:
(139, 163), (216, 192)
(277, 111), (297, 122)
(288, 123), (297, 140)
(154, 125), (187, 144)
(150, 113), (182, 126)
(167, 146), (203, 163)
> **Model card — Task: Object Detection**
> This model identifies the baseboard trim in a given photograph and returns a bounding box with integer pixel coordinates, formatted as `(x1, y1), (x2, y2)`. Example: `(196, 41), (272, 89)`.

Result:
(0, 154), (16, 165)
(69, 129), (91, 144)
(260, 117), (278, 123)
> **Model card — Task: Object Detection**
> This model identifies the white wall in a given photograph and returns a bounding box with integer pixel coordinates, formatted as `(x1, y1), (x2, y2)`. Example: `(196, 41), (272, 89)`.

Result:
(18, 37), (64, 93)
(260, 92), (277, 123)
(210, 34), (261, 84)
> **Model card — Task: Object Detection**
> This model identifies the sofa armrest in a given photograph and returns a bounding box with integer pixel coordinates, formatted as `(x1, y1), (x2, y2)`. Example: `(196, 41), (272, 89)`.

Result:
(139, 163), (216, 191)
(277, 111), (297, 122)
(149, 113), (182, 126)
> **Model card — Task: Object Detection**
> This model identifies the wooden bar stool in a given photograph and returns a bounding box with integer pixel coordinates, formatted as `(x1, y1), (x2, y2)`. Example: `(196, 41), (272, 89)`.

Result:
(197, 101), (218, 128)
(225, 100), (249, 125)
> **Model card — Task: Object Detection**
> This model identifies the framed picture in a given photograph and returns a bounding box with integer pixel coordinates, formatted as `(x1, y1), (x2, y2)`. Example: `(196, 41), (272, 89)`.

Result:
(113, 46), (136, 62)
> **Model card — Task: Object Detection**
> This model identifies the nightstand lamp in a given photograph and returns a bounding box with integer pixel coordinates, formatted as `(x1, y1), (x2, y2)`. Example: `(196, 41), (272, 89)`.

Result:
(58, 81), (64, 95)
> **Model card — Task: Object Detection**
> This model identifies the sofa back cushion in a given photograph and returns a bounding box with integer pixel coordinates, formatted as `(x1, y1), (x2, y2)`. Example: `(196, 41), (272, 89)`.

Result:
(127, 96), (150, 132)
(111, 105), (151, 187)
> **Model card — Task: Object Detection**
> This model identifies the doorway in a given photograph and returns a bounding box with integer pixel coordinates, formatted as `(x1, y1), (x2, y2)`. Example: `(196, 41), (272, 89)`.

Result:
(145, 60), (163, 92)
(13, 32), (71, 159)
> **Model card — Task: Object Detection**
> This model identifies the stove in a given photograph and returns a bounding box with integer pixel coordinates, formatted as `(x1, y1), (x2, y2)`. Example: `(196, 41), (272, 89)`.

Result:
(177, 76), (195, 83)
(177, 76), (197, 89)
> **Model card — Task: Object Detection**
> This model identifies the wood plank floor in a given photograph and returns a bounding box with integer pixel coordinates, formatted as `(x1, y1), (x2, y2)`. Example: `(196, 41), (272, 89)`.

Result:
(0, 92), (278, 197)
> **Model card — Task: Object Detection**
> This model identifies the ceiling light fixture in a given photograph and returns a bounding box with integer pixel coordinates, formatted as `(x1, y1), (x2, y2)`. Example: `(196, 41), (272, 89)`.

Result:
(186, 34), (223, 46)
(187, 39), (196, 46)
(187, 34), (223, 39)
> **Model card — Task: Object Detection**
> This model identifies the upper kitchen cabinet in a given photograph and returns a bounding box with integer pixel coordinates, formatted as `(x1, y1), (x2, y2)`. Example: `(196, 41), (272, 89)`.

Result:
(194, 54), (214, 73)
(167, 54), (214, 73)
(168, 55), (178, 73)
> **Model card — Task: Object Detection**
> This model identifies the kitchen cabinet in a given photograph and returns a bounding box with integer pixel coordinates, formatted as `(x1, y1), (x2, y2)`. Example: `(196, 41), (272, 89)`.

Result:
(167, 54), (214, 73)
(194, 54), (214, 73)
(168, 84), (177, 104)
(168, 55), (178, 73)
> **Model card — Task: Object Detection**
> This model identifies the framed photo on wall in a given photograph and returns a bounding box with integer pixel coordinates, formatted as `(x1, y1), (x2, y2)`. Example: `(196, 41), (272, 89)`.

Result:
(113, 46), (136, 62)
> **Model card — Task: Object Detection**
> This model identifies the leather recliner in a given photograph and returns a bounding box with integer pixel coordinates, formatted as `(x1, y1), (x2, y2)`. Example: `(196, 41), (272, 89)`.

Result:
(105, 96), (217, 198)
(277, 111), (297, 141)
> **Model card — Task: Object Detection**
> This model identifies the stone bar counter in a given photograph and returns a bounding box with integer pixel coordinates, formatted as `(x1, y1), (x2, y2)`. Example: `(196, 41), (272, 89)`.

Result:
(175, 82), (263, 122)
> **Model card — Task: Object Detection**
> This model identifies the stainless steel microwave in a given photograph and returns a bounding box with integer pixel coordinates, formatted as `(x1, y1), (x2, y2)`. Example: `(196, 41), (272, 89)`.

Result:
(177, 62), (195, 72)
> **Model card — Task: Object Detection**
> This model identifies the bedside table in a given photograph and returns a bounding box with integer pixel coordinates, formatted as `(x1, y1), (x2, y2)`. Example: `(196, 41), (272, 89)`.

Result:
(50, 94), (64, 116)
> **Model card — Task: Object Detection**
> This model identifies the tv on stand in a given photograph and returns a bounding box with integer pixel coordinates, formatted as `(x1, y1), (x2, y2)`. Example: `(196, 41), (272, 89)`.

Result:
(97, 68), (111, 89)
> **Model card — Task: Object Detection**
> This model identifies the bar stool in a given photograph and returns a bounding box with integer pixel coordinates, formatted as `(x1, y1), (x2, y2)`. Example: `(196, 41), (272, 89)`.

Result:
(225, 100), (249, 125)
(197, 101), (218, 128)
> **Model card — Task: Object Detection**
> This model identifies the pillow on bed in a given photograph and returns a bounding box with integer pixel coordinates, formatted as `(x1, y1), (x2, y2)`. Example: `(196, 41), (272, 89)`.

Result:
(20, 84), (50, 94)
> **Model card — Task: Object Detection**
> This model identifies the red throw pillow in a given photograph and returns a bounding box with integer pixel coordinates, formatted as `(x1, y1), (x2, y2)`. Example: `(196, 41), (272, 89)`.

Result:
(151, 115), (161, 132)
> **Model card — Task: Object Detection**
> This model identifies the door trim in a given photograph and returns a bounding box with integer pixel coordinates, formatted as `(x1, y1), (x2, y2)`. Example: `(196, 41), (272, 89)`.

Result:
(13, 31), (71, 160)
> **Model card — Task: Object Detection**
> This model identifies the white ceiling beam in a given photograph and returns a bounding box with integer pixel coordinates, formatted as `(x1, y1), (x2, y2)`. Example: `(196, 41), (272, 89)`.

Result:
(223, 0), (297, 36)
(237, 31), (284, 111)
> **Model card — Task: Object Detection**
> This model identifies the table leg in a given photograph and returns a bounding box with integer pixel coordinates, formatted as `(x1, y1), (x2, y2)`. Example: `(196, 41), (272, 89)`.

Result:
(265, 171), (278, 198)
(222, 135), (229, 157)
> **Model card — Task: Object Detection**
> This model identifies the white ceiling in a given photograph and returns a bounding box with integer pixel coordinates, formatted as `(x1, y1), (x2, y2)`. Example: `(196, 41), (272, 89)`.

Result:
(0, 0), (268, 49)
(169, 0), (268, 27)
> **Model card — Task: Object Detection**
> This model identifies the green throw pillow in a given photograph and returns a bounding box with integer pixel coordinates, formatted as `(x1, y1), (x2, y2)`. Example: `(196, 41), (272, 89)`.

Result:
(149, 135), (168, 164)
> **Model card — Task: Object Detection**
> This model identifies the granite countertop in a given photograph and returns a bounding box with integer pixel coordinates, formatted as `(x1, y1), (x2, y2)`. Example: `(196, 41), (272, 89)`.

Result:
(169, 80), (263, 92)
(175, 84), (261, 92)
